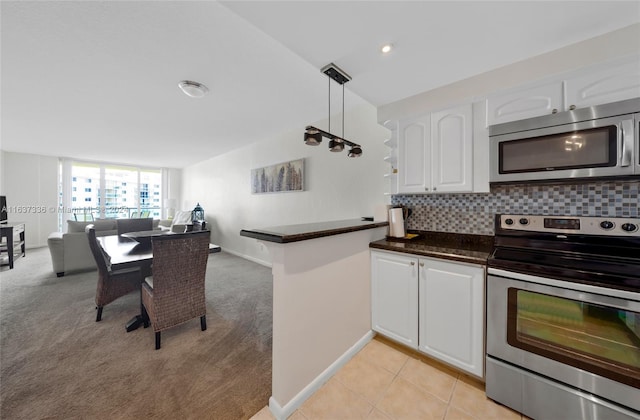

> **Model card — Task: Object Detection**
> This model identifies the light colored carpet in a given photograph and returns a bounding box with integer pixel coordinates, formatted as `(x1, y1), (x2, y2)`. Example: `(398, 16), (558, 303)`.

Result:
(0, 247), (273, 419)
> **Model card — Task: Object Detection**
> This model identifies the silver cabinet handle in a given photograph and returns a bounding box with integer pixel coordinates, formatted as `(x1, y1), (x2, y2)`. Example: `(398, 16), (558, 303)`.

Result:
(433, 187), (437, 191)
(552, 108), (558, 114)
(620, 119), (634, 167)
(569, 105), (576, 110)
(410, 261), (415, 266)
(424, 187), (429, 192)
(419, 262), (424, 267)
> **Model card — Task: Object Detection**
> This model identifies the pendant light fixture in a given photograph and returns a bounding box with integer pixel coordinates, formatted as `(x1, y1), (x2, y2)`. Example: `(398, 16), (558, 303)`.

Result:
(304, 63), (362, 157)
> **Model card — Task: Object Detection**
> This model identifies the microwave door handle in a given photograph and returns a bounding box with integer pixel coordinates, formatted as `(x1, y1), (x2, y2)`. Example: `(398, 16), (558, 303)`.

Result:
(620, 119), (633, 167)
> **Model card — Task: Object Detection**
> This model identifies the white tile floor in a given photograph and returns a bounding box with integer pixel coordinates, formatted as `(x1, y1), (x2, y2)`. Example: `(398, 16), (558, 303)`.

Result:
(251, 336), (527, 420)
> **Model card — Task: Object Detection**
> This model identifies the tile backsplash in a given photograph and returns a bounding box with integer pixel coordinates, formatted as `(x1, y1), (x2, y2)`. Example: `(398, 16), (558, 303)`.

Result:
(391, 180), (639, 235)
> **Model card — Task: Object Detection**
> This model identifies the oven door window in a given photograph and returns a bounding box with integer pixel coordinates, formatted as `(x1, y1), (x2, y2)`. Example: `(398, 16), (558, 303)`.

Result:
(507, 288), (640, 389)
(499, 126), (617, 173)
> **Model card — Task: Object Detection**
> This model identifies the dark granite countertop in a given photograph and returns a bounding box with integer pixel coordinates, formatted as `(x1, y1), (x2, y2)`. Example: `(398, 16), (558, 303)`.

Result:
(370, 231), (494, 265)
(240, 219), (389, 244)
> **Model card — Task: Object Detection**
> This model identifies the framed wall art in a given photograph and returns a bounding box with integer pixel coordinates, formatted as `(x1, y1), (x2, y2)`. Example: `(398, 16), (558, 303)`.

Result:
(251, 158), (304, 194)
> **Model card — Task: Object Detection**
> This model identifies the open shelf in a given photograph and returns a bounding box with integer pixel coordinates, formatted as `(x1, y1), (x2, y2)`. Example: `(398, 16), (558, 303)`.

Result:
(383, 155), (397, 165)
(382, 119), (399, 196)
(383, 120), (398, 132)
(384, 137), (397, 148)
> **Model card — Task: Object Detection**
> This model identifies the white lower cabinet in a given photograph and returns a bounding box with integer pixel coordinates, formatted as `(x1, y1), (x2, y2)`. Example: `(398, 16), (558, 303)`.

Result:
(371, 251), (419, 348)
(418, 257), (484, 377)
(371, 250), (485, 377)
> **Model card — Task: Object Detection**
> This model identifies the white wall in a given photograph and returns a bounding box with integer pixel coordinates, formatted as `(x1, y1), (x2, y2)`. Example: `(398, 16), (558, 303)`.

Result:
(181, 103), (390, 265)
(379, 23), (640, 122)
(0, 152), (4, 193)
(0, 151), (59, 248)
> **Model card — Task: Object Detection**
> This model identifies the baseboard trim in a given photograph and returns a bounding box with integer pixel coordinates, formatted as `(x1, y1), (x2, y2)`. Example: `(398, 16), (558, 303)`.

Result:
(268, 330), (375, 420)
(222, 248), (272, 268)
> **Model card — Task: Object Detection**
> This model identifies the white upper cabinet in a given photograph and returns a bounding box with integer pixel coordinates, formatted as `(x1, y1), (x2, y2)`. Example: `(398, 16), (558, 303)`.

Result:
(564, 59), (640, 110)
(397, 104), (473, 194)
(397, 116), (430, 193)
(486, 81), (563, 126)
(486, 56), (640, 127)
(431, 104), (473, 193)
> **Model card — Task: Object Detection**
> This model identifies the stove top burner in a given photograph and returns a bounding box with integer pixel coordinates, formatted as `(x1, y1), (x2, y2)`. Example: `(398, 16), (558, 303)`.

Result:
(489, 214), (640, 292)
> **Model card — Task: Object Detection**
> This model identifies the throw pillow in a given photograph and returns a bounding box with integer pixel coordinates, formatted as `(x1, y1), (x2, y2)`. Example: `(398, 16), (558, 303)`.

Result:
(172, 211), (192, 225)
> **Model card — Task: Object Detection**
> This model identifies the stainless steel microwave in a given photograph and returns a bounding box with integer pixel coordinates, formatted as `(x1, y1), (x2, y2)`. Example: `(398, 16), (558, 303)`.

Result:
(489, 98), (639, 184)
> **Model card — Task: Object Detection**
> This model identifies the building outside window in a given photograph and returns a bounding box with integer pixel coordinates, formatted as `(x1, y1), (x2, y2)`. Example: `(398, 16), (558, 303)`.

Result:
(66, 162), (163, 220)
(70, 163), (100, 220)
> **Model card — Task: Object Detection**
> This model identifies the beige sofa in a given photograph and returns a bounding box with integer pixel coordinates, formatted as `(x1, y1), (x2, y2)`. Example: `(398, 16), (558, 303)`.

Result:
(47, 219), (160, 277)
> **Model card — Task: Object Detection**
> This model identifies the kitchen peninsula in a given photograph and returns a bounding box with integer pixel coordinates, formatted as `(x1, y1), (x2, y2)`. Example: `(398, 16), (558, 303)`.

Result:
(241, 219), (388, 419)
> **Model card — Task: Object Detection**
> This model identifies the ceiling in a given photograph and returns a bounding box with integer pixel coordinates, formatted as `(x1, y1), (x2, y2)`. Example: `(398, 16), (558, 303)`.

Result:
(2, 1), (639, 169)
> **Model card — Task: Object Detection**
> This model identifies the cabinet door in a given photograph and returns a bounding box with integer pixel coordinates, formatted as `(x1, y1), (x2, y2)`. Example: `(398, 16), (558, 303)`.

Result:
(397, 116), (430, 193)
(371, 251), (418, 349)
(486, 81), (563, 126)
(431, 104), (473, 193)
(565, 59), (640, 110)
(419, 258), (484, 377)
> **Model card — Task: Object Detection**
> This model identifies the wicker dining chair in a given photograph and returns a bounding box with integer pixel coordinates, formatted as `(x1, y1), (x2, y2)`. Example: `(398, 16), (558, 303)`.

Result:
(141, 230), (210, 350)
(86, 226), (142, 322)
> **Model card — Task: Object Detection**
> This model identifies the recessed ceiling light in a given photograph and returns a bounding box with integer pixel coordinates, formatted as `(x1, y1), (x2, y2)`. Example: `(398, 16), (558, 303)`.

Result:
(178, 80), (209, 98)
(381, 44), (393, 54)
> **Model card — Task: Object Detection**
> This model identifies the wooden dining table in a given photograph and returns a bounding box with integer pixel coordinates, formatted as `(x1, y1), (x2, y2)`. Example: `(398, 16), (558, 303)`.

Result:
(98, 232), (221, 332)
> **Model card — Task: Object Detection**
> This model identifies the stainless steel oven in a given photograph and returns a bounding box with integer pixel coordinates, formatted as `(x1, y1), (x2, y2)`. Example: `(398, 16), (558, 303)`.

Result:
(489, 98), (640, 184)
(486, 214), (640, 420)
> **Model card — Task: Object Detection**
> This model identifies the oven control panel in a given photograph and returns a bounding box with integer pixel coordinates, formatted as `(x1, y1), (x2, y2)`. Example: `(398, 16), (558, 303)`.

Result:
(499, 215), (640, 236)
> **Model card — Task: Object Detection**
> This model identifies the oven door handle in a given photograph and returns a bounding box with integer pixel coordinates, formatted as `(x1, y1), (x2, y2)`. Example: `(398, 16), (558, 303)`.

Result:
(488, 273), (640, 316)
(488, 267), (640, 303)
(619, 119), (633, 167)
